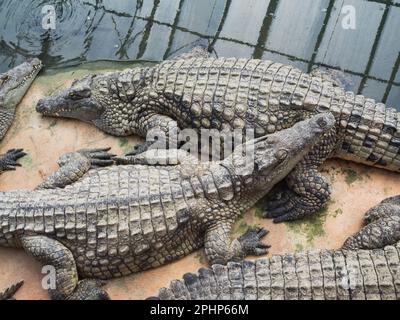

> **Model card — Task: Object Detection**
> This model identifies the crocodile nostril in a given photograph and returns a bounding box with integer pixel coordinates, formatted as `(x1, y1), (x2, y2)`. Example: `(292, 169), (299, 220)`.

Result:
(36, 100), (47, 112)
(316, 117), (328, 128)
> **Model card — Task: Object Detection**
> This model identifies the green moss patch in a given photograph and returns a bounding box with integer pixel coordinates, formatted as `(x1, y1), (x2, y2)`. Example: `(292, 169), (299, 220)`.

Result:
(342, 168), (362, 185)
(118, 137), (131, 153)
(283, 199), (342, 244)
(332, 208), (343, 218)
(294, 243), (304, 252)
(19, 154), (34, 170)
(284, 208), (327, 244)
(383, 187), (391, 195)
(254, 205), (265, 219)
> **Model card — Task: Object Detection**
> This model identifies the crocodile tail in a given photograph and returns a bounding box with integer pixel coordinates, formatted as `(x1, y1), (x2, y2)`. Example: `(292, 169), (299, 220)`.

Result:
(332, 92), (400, 172)
(154, 267), (217, 300)
(153, 246), (400, 300)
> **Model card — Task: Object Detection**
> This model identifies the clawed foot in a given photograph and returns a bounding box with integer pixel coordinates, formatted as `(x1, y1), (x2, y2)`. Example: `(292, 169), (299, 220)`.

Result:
(263, 189), (323, 223)
(0, 280), (24, 300)
(0, 148), (26, 172)
(238, 227), (270, 256)
(66, 279), (110, 300)
(78, 147), (116, 168)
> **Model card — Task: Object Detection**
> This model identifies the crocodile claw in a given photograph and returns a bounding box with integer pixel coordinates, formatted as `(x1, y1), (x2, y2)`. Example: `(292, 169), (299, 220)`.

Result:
(238, 227), (270, 256)
(78, 147), (116, 168)
(0, 148), (27, 172)
(263, 189), (321, 223)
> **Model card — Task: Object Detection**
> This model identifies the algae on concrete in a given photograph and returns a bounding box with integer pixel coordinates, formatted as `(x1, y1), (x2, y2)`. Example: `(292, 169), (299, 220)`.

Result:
(118, 137), (131, 154)
(19, 154), (34, 170)
(283, 198), (343, 245)
(254, 205), (265, 219)
(294, 243), (304, 252)
(342, 168), (362, 185)
(284, 209), (327, 244)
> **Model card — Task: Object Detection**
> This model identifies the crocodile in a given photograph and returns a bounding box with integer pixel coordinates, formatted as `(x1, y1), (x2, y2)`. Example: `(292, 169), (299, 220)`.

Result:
(35, 48), (400, 223)
(0, 113), (333, 300)
(0, 58), (42, 174)
(151, 196), (400, 300)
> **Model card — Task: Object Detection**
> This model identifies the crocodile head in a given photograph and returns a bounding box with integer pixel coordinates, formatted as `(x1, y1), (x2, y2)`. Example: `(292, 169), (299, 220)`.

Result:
(36, 74), (103, 122)
(0, 58), (42, 138)
(36, 71), (143, 136)
(228, 113), (335, 190)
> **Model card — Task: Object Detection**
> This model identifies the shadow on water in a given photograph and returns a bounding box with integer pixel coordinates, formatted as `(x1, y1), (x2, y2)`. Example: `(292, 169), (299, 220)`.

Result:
(0, 0), (399, 108)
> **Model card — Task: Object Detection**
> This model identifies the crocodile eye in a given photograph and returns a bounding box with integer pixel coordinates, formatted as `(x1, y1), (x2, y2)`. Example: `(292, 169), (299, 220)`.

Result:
(69, 92), (77, 99)
(69, 89), (91, 99)
(0, 75), (9, 85)
(276, 149), (288, 161)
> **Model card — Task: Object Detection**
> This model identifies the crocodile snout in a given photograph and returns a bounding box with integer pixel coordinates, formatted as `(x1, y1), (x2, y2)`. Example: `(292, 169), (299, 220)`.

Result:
(36, 98), (59, 115)
(315, 112), (335, 130)
(317, 117), (328, 128)
(36, 99), (48, 113)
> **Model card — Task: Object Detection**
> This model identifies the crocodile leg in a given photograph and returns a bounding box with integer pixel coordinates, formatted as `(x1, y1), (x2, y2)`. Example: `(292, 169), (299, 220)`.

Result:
(20, 235), (109, 300)
(0, 148), (26, 174)
(265, 166), (332, 223)
(205, 221), (269, 265)
(36, 147), (115, 189)
(363, 195), (400, 224)
(342, 196), (400, 250)
(116, 148), (198, 166)
(263, 129), (337, 223)
(128, 114), (180, 156)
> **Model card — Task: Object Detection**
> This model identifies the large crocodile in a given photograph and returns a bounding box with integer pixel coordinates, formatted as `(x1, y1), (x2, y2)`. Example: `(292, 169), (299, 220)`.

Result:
(35, 49), (400, 223)
(151, 196), (400, 300)
(0, 114), (333, 300)
(0, 58), (42, 174)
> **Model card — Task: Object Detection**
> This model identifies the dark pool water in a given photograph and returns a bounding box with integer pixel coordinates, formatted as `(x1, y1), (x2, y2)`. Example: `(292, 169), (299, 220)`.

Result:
(0, 0), (399, 108)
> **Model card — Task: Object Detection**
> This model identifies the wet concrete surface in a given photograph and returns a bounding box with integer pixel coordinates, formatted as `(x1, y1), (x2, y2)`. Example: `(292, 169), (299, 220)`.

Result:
(0, 65), (399, 300)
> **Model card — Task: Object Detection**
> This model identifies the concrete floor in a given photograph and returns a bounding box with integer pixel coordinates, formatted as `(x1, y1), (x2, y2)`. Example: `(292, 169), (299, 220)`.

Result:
(0, 64), (399, 300)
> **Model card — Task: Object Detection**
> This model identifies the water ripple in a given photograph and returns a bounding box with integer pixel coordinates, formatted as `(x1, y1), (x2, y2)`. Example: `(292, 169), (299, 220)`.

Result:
(0, 0), (91, 71)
